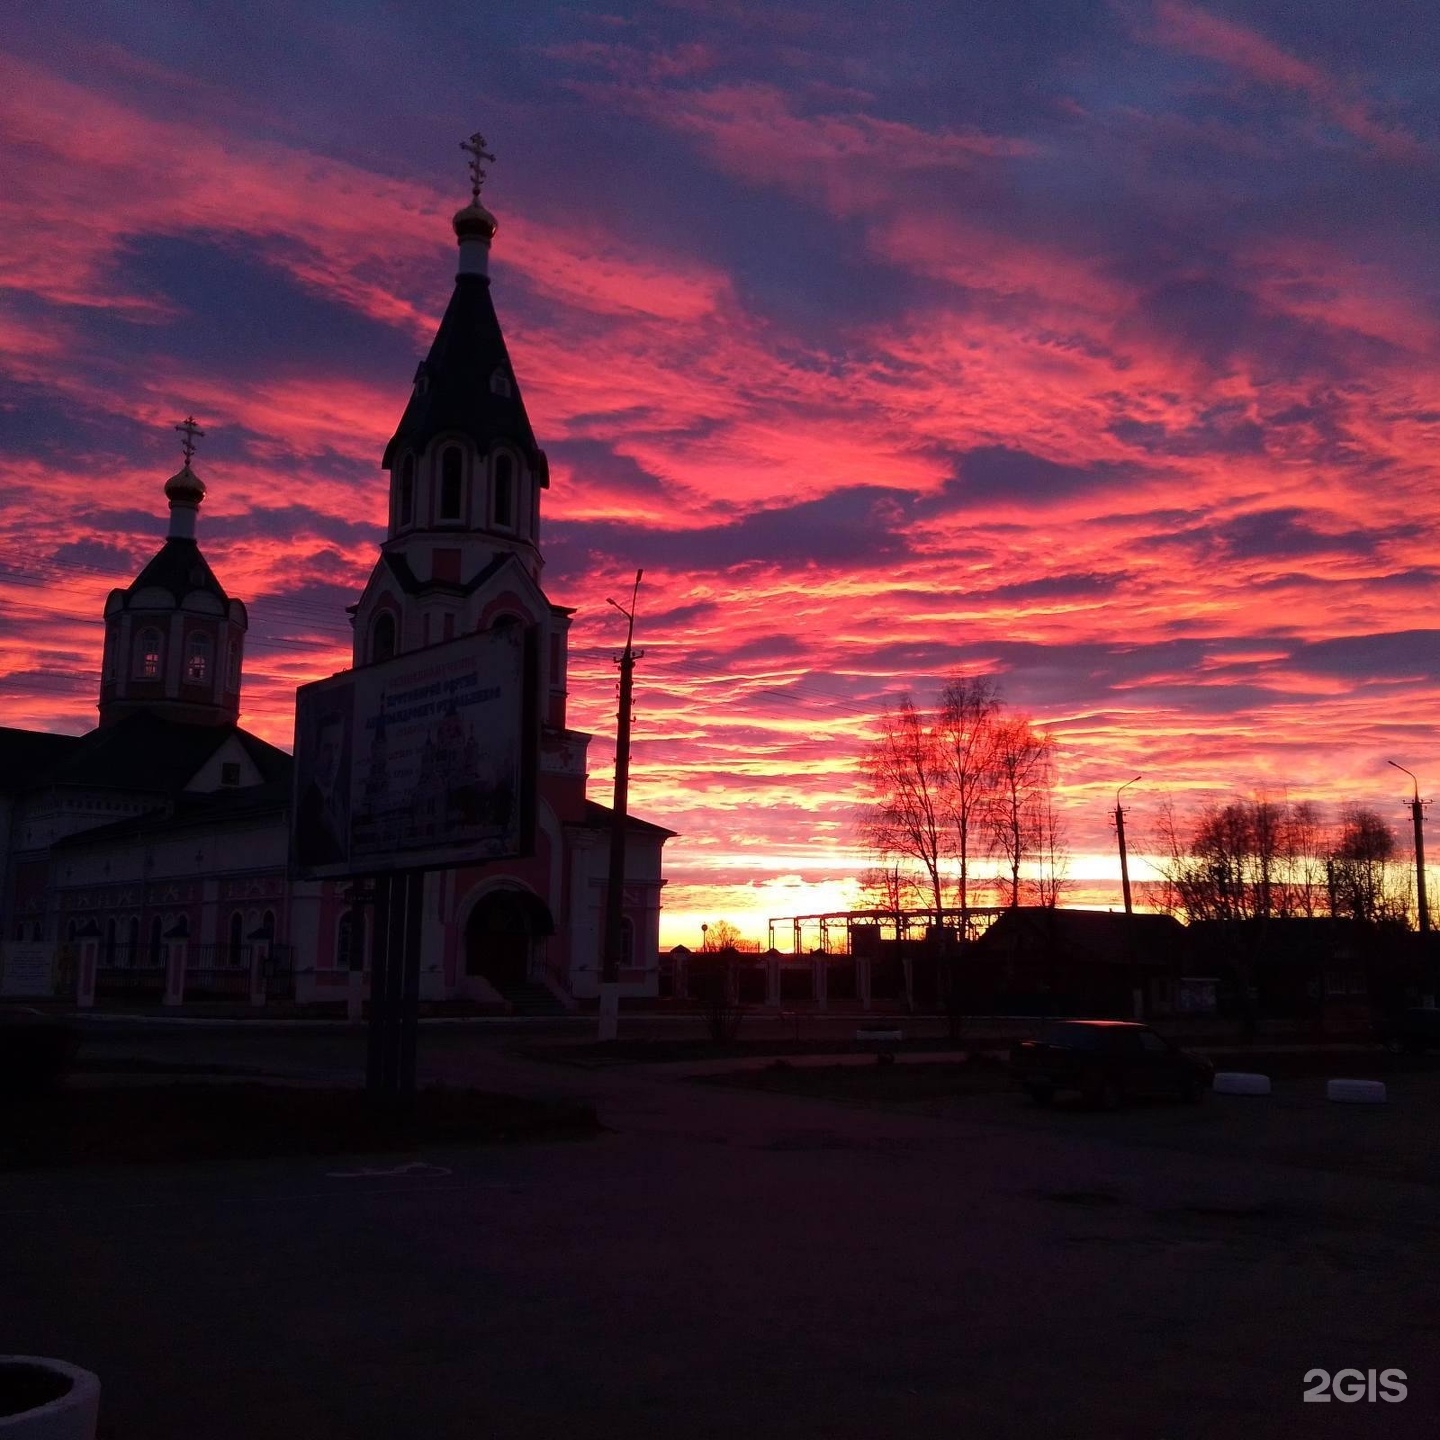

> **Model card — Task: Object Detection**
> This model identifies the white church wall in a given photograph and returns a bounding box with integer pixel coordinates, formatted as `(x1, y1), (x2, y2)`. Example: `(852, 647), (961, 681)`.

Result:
(185, 736), (265, 792)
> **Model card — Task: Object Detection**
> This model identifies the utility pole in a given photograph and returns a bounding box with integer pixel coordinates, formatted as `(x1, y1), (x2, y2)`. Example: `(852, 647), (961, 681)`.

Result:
(598, 570), (643, 1042)
(1115, 776), (1141, 916)
(1389, 761), (1430, 936)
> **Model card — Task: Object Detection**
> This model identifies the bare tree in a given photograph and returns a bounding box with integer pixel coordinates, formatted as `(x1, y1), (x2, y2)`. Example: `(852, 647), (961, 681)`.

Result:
(988, 716), (1055, 909)
(859, 698), (946, 920)
(1157, 797), (1283, 922)
(858, 863), (923, 915)
(1331, 806), (1407, 924)
(935, 675), (1001, 923)
(1250, 795), (1284, 919)
(1283, 800), (1329, 917)
(1033, 787), (1071, 907)
(1155, 795), (1415, 927)
(703, 918), (746, 952)
(859, 679), (1064, 924)
(1153, 797), (1189, 919)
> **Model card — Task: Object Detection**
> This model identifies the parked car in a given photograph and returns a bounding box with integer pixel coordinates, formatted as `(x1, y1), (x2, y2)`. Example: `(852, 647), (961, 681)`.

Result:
(1009, 1020), (1213, 1109)
(1376, 1007), (1440, 1054)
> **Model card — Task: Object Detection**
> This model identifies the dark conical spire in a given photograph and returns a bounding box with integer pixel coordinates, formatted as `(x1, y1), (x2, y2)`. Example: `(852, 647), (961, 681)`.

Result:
(381, 135), (547, 485)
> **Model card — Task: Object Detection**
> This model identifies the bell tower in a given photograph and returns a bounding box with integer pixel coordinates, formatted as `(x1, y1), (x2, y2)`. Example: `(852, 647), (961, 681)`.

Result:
(98, 417), (248, 728)
(351, 135), (571, 737)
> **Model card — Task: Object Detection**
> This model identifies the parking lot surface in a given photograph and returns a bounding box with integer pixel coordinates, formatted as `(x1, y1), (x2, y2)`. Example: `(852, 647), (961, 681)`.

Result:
(2, 1022), (1435, 1439)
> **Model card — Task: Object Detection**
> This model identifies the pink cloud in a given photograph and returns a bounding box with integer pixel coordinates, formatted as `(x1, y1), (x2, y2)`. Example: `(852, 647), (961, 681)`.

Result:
(4, 40), (1440, 945)
(570, 77), (1037, 216)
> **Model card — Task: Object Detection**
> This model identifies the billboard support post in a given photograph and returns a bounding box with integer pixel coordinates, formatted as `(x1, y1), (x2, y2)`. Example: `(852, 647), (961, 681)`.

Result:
(293, 628), (539, 1086)
(366, 870), (423, 1097)
(345, 879), (371, 1023)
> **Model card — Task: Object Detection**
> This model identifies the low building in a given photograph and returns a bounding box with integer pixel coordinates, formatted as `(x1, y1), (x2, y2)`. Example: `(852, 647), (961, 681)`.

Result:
(0, 457), (297, 1005)
(954, 907), (1188, 1018)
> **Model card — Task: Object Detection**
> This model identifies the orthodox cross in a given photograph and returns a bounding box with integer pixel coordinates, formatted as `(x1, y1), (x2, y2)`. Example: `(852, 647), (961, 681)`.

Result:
(460, 132), (496, 203)
(174, 415), (205, 465)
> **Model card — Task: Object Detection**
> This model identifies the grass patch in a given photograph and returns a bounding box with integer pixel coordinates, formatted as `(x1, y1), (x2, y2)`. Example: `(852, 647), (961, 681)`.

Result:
(694, 1059), (1011, 1105)
(0, 1084), (598, 1170)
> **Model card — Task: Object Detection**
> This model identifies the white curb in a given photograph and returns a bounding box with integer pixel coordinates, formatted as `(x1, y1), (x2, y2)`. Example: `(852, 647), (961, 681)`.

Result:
(1326, 1078), (1387, 1104)
(1213, 1071), (1271, 1096)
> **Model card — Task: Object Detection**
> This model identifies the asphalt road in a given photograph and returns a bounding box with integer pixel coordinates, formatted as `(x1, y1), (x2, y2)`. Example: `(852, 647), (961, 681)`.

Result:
(2, 1023), (1436, 1439)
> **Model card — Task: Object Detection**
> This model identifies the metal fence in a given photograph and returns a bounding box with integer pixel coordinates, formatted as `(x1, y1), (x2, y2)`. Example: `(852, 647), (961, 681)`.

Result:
(185, 943), (252, 1000)
(264, 944), (294, 1003)
(95, 944), (166, 999)
(183, 943), (295, 1002)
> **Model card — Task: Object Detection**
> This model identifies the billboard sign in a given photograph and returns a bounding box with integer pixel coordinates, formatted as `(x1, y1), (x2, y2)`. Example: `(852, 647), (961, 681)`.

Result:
(293, 626), (534, 878)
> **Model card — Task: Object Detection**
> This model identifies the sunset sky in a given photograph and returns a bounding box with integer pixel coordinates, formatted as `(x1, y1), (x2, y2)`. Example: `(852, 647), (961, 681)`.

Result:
(3, 2), (1439, 947)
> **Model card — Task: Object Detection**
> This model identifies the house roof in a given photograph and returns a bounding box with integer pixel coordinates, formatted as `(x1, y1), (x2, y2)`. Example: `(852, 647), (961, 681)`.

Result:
(576, 800), (677, 840)
(126, 537), (229, 605)
(51, 780), (291, 850)
(0, 727), (84, 793)
(10, 712), (290, 798)
(1185, 916), (1416, 963)
(974, 907), (1186, 966)
(382, 274), (546, 479)
(380, 549), (509, 598)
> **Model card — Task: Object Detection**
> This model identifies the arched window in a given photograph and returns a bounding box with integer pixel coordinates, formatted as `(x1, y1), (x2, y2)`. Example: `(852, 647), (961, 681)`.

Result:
(227, 637), (241, 689)
(262, 909), (275, 938)
(126, 916), (140, 964)
(102, 630), (116, 680)
(186, 632), (211, 683)
(228, 911), (244, 965)
(336, 910), (352, 970)
(490, 368), (512, 398)
(493, 454), (514, 528)
(371, 612), (397, 663)
(149, 915), (163, 964)
(135, 628), (163, 679)
(398, 454), (415, 527)
(337, 909), (366, 971)
(440, 447), (463, 520)
(105, 918), (117, 963)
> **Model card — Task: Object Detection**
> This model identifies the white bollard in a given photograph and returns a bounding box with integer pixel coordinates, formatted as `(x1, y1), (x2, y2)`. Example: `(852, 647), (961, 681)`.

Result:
(0, 1356), (100, 1438)
(1326, 1078), (1387, 1104)
(1213, 1071), (1271, 1096)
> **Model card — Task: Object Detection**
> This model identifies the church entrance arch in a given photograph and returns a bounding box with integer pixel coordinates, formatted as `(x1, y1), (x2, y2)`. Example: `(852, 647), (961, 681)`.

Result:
(463, 887), (554, 993)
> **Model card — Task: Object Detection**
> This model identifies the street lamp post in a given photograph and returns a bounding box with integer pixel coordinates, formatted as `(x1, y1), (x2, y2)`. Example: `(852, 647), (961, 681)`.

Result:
(1115, 776), (1142, 916)
(598, 571), (643, 1042)
(1388, 761), (1430, 936)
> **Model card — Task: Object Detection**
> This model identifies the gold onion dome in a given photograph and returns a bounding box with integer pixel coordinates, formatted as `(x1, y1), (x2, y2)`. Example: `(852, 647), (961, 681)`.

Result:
(453, 199), (497, 243)
(164, 463), (205, 506)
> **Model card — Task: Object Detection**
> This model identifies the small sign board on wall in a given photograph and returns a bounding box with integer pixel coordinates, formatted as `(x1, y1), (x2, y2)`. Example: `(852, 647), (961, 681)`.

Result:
(293, 626), (536, 879)
(0, 944), (56, 998)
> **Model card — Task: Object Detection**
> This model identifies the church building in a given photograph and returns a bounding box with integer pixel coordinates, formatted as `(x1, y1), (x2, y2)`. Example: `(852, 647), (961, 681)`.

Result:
(292, 138), (672, 1009)
(0, 433), (294, 1006)
(0, 141), (672, 1012)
